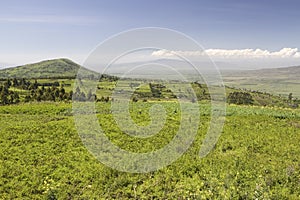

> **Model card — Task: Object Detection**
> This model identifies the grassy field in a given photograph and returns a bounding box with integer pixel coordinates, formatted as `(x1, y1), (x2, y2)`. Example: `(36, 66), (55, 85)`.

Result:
(0, 102), (299, 199)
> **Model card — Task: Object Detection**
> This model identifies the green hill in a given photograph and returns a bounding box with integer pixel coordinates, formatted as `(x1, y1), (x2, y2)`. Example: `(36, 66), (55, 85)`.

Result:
(0, 58), (83, 79)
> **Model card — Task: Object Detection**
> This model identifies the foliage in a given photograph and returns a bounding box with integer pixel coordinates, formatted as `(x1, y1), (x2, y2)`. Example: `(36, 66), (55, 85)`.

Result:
(0, 80), (20, 105)
(0, 78), (102, 104)
(228, 91), (254, 105)
(0, 102), (299, 199)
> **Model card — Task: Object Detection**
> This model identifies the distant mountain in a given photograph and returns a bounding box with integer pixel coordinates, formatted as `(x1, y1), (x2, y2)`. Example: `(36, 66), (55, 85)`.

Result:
(0, 58), (86, 79)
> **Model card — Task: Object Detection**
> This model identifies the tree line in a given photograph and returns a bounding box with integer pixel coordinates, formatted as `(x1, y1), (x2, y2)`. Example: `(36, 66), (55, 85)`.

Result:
(227, 91), (254, 105)
(0, 79), (98, 105)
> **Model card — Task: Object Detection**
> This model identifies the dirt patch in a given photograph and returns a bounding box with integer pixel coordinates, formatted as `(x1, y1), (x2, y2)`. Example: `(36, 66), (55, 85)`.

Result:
(289, 121), (300, 128)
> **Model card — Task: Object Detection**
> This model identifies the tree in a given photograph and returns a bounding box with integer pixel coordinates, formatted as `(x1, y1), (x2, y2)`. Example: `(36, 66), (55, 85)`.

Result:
(228, 92), (254, 105)
(132, 96), (138, 102)
(6, 79), (12, 87)
(13, 92), (20, 103)
(12, 78), (19, 87)
(0, 92), (8, 105)
(24, 95), (31, 102)
(68, 91), (73, 100)
(149, 83), (163, 98)
(60, 86), (65, 95)
(54, 87), (60, 98)
(288, 93), (293, 102)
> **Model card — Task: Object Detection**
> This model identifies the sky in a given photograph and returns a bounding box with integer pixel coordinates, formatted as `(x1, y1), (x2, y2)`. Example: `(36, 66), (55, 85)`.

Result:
(0, 0), (300, 69)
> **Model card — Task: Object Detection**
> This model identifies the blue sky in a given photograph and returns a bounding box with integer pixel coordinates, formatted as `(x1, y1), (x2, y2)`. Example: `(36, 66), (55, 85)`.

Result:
(1, 0), (300, 67)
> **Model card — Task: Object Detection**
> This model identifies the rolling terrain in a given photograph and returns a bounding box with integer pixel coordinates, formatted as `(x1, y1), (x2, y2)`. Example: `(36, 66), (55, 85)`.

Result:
(1, 58), (299, 99)
(222, 65), (300, 98)
(0, 58), (298, 107)
(0, 59), (299, 199)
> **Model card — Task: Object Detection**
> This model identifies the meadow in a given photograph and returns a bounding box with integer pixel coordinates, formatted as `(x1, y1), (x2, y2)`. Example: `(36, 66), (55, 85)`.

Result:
(0, 101), (299, 199)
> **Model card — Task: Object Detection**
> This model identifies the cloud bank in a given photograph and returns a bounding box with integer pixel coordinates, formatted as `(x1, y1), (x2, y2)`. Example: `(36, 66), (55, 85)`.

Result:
(152, 48), (300, 59)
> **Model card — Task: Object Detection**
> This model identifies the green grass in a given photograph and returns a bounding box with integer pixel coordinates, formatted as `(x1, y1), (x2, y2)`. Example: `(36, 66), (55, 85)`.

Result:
(0, 102), (299, 199)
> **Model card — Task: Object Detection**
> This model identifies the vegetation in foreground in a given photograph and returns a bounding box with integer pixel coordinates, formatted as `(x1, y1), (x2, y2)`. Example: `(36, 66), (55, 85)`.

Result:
(0, 102), (299, 199)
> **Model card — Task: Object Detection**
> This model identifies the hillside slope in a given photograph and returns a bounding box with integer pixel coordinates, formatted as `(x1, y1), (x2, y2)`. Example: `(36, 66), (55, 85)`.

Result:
(0, 58), (83, 79)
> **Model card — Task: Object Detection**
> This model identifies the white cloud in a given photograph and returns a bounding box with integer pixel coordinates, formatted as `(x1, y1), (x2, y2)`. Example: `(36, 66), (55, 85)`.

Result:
(152, 48), (300, 59)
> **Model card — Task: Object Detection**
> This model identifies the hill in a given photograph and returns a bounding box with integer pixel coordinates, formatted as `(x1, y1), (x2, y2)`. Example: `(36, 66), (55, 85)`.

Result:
(0, 58), (83, 79)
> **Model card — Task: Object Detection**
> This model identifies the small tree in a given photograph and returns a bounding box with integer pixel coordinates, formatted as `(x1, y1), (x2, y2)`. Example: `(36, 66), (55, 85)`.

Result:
(288, 93), (293, 102)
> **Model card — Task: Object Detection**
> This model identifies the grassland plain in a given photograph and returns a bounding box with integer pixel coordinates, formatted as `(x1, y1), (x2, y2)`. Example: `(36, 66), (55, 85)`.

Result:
(222, 65), (300, 98)
(0, 101), (299, 199)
